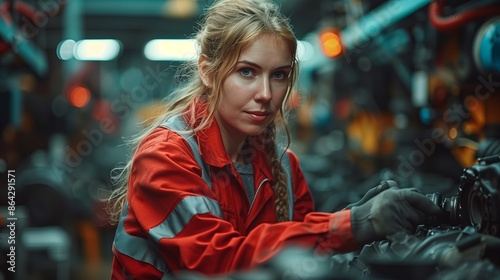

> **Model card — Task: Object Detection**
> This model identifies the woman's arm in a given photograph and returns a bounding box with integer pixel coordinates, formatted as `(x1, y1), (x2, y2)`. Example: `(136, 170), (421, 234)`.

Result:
(117, 128), (357, 276)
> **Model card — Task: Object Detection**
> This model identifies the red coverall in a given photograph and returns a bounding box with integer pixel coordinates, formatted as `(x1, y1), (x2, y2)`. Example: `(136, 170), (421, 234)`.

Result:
(111, 112), (358, 279)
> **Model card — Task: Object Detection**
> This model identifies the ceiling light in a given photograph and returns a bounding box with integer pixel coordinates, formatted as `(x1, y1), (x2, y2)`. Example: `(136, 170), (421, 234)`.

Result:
(144, 39), (197, 61)
(57, 39), (76, 60)
(73, 39), (121, 61)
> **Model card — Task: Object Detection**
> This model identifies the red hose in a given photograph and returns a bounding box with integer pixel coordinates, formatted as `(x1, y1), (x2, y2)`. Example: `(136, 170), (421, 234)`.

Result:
(0, 2), (38, 24)
(429, 0), (500, 31)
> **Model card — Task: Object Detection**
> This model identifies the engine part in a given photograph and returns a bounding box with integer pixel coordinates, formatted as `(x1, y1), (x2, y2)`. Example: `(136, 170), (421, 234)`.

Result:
(473, 17), (500, 73)
(341, 227), (500, 280)
(425, 154), (500, 237)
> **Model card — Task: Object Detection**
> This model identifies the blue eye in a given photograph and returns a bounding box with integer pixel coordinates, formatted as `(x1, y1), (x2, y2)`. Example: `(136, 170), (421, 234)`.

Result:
(240, 68), (254, 77)
(272, 71), (287, 80)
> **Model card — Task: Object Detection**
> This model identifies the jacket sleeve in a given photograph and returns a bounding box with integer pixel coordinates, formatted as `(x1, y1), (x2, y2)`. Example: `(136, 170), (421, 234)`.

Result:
(126, 128), (358, 276)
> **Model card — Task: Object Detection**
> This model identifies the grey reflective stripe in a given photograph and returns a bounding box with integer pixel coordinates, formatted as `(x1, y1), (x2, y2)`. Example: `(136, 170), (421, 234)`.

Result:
(160, 115), (212, 189)
(114, 203), (170, 276)
(149, 196), (223, 243)
(280, 150), (295, 221)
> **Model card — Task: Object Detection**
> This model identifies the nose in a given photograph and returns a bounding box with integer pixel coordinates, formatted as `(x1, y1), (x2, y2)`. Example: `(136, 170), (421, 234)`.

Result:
(254, 77), (272, 103)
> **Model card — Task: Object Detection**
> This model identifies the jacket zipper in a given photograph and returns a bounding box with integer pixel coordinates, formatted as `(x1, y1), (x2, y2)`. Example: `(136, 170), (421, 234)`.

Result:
(248, 178), (268, 216)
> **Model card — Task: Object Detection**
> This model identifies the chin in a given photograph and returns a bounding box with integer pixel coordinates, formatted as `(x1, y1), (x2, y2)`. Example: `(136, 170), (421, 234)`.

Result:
(236, 125), (264, 137)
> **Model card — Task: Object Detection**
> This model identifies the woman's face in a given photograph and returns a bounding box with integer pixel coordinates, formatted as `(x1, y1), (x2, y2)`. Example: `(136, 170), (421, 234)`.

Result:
(215, 34), (293, 145)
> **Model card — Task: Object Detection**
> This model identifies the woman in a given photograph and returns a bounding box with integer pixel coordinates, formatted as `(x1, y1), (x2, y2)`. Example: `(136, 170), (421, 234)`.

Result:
(108, 0), (441, 278)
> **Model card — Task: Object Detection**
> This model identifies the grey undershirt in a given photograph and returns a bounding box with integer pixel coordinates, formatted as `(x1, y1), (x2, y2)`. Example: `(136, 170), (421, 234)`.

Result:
(233, 162), (255, 204)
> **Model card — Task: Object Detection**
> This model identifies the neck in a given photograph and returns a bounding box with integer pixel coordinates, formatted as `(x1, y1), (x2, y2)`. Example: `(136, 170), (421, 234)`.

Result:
(225, 138), (246, 163)
(215, 117), (246, 163)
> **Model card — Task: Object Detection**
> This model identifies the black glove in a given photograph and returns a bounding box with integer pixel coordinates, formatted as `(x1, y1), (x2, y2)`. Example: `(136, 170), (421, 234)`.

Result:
(344, 180), (398, 210)
(351, 183), (441, 245)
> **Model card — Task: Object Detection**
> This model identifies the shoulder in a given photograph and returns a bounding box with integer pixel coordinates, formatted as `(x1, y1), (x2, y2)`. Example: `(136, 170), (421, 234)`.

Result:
(136, 126), (192, 155)
(283, 148), (301, 167)
(276, 147), (303, 178)
(131, 126), (203, 179)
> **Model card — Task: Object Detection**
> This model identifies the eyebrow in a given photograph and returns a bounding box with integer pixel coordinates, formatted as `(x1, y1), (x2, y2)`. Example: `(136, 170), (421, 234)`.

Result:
(237, 60), (292, 70)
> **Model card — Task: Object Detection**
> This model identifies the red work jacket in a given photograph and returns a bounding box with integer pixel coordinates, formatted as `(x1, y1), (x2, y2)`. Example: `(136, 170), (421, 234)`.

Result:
(111, 114), (357, 279)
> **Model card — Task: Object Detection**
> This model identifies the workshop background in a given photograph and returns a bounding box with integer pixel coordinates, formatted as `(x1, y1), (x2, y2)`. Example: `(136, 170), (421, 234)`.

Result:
(1, 0), (500, 279)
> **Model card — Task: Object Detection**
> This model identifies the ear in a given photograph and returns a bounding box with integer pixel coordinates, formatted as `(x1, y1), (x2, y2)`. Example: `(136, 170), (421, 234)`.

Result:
(198, 54), (211, 88)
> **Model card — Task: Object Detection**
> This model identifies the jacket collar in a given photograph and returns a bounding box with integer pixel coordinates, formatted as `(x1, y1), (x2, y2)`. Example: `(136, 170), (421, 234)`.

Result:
(184, 101), (274, 180)
(196, 117), (232, 168)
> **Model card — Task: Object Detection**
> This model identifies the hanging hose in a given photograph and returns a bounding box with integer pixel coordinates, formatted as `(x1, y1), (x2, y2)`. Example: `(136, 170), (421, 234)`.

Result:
(429, 0), (500, 31)
(0, 1), (66, 55)
(0, 2), (37, 55)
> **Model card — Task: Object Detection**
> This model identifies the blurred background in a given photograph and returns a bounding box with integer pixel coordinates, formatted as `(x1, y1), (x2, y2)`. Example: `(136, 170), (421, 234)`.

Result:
(0, 0), (499, 279)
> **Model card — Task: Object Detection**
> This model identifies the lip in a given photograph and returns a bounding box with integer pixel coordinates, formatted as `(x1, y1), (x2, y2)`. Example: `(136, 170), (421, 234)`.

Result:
(246, 111), (270, 122)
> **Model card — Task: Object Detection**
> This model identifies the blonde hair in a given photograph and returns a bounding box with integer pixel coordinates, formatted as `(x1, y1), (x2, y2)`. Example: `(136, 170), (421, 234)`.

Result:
(107, 0), (299, 223)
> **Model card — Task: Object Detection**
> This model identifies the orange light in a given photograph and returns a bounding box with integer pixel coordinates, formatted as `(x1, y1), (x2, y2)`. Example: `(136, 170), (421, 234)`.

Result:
(449, 127), (458, 139)
(68, 86), (91, 108)
(320, 29), (343, 58)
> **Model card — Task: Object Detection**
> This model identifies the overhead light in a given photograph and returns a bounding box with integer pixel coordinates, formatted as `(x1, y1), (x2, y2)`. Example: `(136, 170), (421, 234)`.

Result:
(297, 40), (314, 62)
(144, 39), (313, 62)
(144, 39), (197, 61)
(163, 0), (198, 18)
(57, 39), (76, 60)
(73, 39), (121, 61)
(319, 29), (343, 58)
